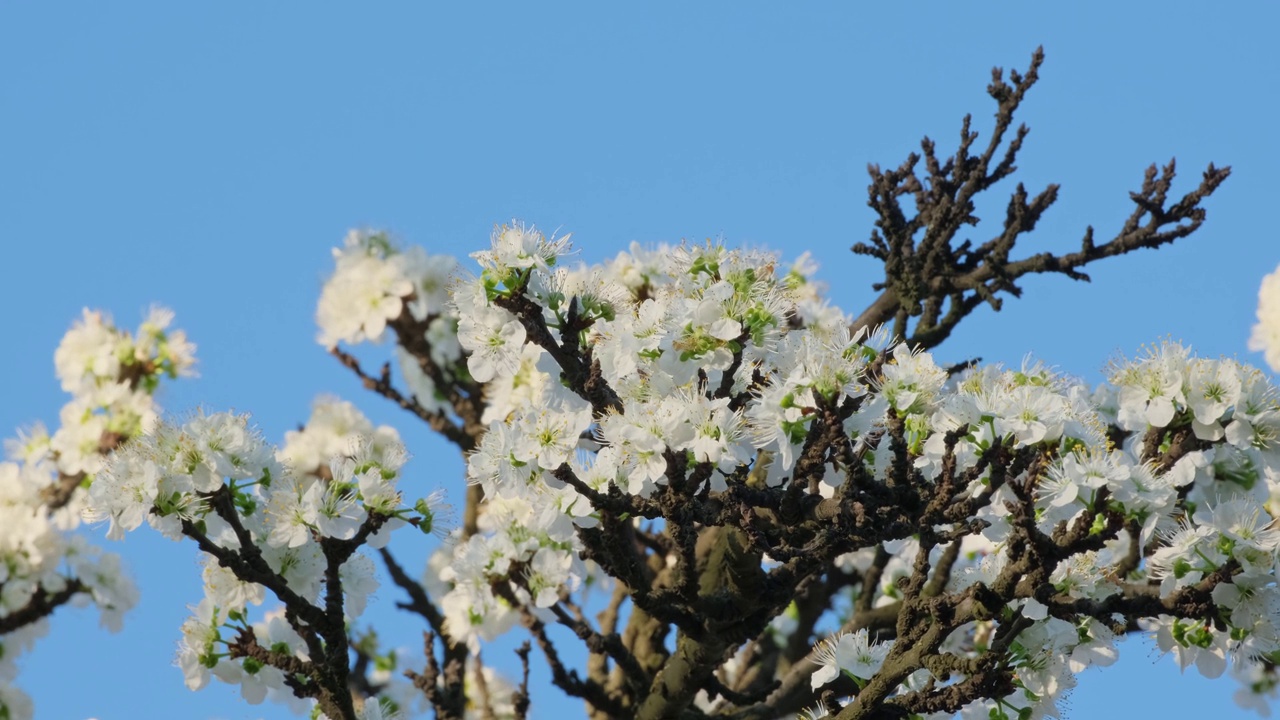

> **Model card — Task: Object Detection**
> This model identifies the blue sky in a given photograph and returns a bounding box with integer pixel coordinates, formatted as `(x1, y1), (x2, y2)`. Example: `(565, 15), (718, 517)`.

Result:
(2, 3), (1277, 719)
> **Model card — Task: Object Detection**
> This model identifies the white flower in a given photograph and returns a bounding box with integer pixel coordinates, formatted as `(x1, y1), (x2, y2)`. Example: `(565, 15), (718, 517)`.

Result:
(992, 384), (1067, 447)
(1187, 358), (1243, 427)
(340, 552), (379, 618)
(1148, 615), (1230, 678)
(88, 444), (161, 540)
(263, 475), (319, 548)
(466, 421), (534, 494)
(878, 344), (947, 415)
(1110, 341), (1189, 430)
(746, 379), (813, 472)
(692, 281), (744, 341)
(176, 599), (223, 691)
(524, 547), (576, 608)
(53, 309), (122, 392)
(514, 402), (594, 471)
(1193, 497), (1280, 558)
(1231, 660), (1280, 717)
(354, 465), (401, 516)
(0, 684), (33, 720)
(1251, 263), (1280, 373)
(252, 607), (310, 661)
(458, 306), (527, 383)
(1067, 619), (1118, 673)
(201, 554), (264, 613)
(471, 221), (571, 275)
(261, 543), (325, 602)
(185, 411), (272, 483)
(678, 394), (753, 473)
(316, 230), (415, 348)
(402, 247), (460, 320)
(810, 629), (891, 688)
(307, 481), (365, 540)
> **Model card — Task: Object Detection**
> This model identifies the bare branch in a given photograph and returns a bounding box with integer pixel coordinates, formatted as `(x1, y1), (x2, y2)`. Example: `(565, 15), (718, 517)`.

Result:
(848, 48), (1229, 352)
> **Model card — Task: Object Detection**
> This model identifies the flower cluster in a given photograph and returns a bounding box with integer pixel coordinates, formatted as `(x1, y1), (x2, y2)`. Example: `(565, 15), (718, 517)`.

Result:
(1, 307), (193, 720)
(441, 235), (841, 643)
(318, 230), (456, 347)
(16, 226), (1280, 720)
(440, 227), (1280, 717)
(85, 402), (447, 716)
(51, 306), (196, 479)
(316, 230), (466, 419)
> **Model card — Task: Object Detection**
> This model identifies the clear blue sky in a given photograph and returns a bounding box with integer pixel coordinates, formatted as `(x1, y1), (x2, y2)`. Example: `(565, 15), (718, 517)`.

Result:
(2, 3), (1277, 719)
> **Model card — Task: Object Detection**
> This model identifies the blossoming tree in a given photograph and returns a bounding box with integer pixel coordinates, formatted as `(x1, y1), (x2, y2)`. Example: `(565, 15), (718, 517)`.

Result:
(6, 48), (1280, 720)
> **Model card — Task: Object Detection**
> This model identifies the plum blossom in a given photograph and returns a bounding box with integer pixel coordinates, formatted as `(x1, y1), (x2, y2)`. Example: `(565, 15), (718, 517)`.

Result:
(316, 230), (416, 348)
(1251, 263), (1280, 373)
(810, 629), (892, 688)
(457, 306), (527, 383)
